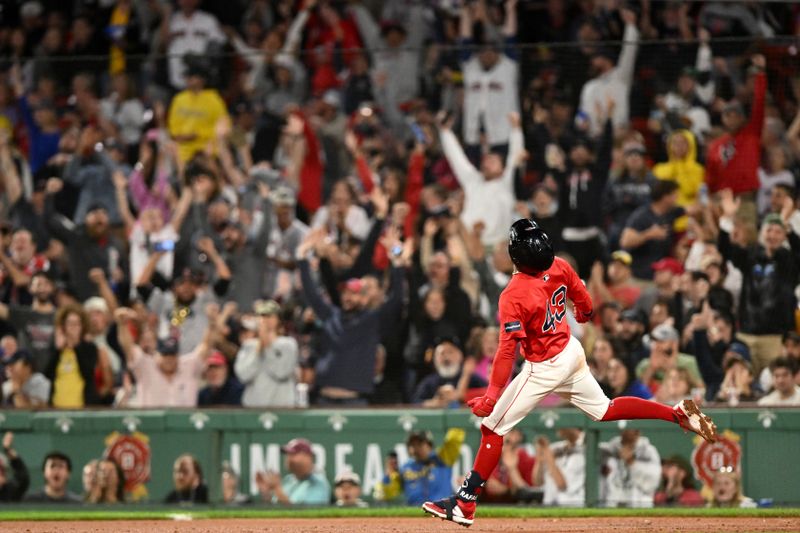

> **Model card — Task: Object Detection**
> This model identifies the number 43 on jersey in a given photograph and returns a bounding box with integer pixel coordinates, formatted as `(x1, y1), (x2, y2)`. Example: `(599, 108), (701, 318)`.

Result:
(542, 285), (567, 333)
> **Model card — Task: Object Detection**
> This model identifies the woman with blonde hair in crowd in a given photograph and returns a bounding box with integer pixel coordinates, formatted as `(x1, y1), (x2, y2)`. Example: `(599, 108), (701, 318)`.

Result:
(709, 467), (756, 508)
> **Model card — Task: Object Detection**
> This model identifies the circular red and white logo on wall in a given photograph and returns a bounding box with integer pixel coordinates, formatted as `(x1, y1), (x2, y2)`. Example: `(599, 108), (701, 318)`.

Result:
(691, 430), (741, 487)
(105, 432), (151, 492)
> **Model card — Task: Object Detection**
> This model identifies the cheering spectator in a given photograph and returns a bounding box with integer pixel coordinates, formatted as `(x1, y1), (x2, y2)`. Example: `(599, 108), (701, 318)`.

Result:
(45, 305), (111, 408)
(24, 451), (81, 503)
(167, 62), (229, 163)
(0, 228), (49, 306)
(483, 428), (537, 504)
(163, 0), (225, 90)
(85, 458), (125, 504)
(604, 143), (654, 250)
(256, 438), (330, 505)
(559, 110), (614, 278)
(578, 8), (640, 136)
(602, 356), (652, 400)
(601, 429), (661, 508)
(350, 1), (429, 135)
(220, 461), (250, 506)
(0, 270), (56, 370)
(297, 228), (406, 405)
(759, 332), (800, 392)
(654, 455), (704, 507)
(718, 190), (800, 376)
(234, 299), (298, 408)
(654, 368), (699, 406)
(374, 429), (465, 506)
(636, 324), (703, 394)
(705, 55), (766, 197)
(45, 179), (127, 302)
(115, 304), (218, 408)
(334, 470), (367, 508)
(459, 0), (520, 151)
(413, 337), (486, 407)
(263, 186), (309, 302)
(652, 130), (705, 232)
(438, 112), (523, 247)
(0, 432), (29, 502)
(533, 429), (585, 507)
(620, 180), (684, 280)
(709, 468), (756, 508)
(757, 357), (800, 406)
(165, 454), (208, 504)
(1, 350), (50, 407)
(198, 351), (243, 406)
(588, 251), (641, 310)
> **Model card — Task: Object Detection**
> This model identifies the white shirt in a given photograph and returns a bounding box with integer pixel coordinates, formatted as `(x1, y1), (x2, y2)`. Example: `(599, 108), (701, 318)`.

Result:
(542, 436), (586, 507)
(167, 10), (224, 89)
(128, 346), (204, 408)
(579, 23), (639, 137)
(440, 127), (523, 246)
(757, 386), (800, 407)
(462, 55), (519, 146)
(129, 223), (178, 297)
(600, 435), (661, 508)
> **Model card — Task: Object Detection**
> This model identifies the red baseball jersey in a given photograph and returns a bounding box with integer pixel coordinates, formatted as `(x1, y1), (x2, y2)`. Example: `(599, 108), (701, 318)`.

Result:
(498, 257), (593, 363)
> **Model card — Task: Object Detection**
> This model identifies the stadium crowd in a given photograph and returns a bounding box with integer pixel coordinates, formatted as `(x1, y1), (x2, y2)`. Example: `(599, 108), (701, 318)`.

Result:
(0, 429), (758, 508)
(0, 0), (800, 413)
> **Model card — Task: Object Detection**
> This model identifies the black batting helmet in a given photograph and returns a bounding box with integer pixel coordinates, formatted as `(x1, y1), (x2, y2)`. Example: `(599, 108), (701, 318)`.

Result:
(508, 218), (554, 275)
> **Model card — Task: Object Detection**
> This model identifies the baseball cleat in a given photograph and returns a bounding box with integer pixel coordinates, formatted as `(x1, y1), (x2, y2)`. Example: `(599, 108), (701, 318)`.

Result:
(422, 496), (475, 527)
(674, 399), (718, 443)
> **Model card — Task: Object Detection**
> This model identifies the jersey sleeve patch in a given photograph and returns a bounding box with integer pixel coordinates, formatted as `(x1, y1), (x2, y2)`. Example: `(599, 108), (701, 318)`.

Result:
(504, 321), (522, 333)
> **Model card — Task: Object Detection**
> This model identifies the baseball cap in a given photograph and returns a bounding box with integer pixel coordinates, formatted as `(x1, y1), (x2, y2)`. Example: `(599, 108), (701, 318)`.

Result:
(254, 299), (281, 316)
(271, 186), (297, 207)
(207, 351), (227, 367)
(433, 335), (463, 351)
(343, 278), (364, 294)
(651, 257), (684, 275)
(406, 430), (434, 446)
(322, 90), (341, 109)
(172, 267), (204, 286)
(725, 342), (751, 362)
(83, 296), (109, 314)
(281, 438), (314, 456)
(334, 470), (361, 486)
(620, 308), (647, 326)
(157, 337), (180, 356)
(3, 350), (34, 367)
(651, 323), (679, 342)
(763, 213), (786, 229)
(85, 202), (108, 215)
(622, 143), (647, 157)
(591, 46), (616, 62)
(611, 250), (633, 266)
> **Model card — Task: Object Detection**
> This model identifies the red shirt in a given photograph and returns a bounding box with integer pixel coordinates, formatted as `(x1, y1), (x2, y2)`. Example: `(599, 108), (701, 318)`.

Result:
(488, 257), (593, 397)
(499, 257), (593, 363)
(705, 72), (766, 195)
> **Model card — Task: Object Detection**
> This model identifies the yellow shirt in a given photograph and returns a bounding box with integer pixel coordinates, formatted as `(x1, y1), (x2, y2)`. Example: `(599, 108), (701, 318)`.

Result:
(167, 89), (228, 162)
(52, 349), (85, 408)
(109, 4), (131, 74)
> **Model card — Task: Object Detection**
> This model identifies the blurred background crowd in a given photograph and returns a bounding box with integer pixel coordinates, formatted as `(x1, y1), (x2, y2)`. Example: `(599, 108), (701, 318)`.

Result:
(0, 0), (799, 414)
(0, 429), (761, 507)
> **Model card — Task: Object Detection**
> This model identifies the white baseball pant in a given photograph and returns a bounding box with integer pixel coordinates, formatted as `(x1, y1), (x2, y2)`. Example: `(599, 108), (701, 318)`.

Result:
(482, 336), (611, 435)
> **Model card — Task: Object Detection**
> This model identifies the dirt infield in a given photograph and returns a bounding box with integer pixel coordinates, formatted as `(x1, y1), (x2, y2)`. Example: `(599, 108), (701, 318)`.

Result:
(3, 517), (799, 533)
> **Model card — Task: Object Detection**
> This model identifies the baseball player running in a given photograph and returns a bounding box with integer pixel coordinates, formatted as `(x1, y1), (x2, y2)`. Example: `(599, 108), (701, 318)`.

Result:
(422, 219), (717, 527)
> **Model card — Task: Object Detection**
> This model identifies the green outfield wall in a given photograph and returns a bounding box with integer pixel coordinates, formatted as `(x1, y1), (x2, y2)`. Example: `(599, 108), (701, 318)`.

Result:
(0, 407), (797, 506)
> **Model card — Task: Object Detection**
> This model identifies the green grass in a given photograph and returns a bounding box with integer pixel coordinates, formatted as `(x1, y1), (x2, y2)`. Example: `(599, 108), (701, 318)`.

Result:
(1, 506), (799, 521)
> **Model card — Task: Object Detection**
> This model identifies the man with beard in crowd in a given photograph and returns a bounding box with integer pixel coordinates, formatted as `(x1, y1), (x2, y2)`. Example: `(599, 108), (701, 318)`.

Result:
(413, 337), (486, 407)
(44, 178), (127, 301)
(0, 271), (56, 371)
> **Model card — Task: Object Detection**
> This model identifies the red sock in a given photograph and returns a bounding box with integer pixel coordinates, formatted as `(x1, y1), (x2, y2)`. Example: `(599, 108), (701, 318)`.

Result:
(601, 396), (677, 423)
(472, 425), (503, 480)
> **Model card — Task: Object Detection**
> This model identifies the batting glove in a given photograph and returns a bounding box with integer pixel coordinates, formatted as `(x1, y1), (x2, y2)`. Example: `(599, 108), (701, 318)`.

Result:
(467, 395), (497, 418)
